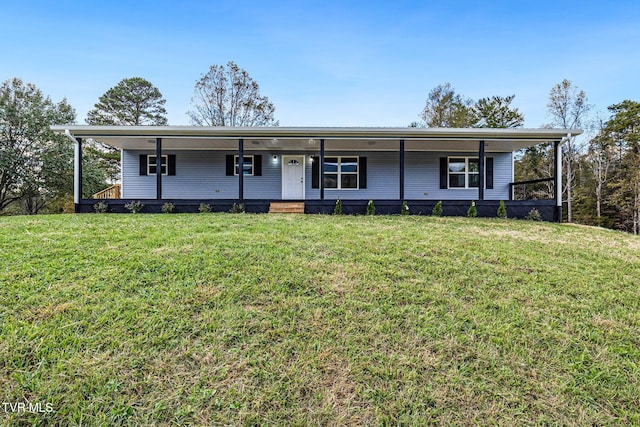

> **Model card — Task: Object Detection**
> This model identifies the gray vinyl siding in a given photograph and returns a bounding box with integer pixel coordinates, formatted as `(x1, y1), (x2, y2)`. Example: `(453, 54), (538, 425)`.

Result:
(245, 154), (281, 199)
(405, 152), (512, 200)
(121, 150), (282, 199)
(123, 150), (217, 199)
(306, 152), (399, 200)
(122, 150), (511, 200)
(489, 152), (514, 201)
(121, 150), (153, 199)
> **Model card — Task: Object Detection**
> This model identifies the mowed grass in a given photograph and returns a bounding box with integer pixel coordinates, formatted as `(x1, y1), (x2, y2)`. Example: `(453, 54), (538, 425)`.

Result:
(1, 214), (639, 426)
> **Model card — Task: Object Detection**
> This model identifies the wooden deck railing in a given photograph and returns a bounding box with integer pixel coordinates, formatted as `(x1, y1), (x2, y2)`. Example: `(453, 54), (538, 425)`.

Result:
(92, 184), (121, 199)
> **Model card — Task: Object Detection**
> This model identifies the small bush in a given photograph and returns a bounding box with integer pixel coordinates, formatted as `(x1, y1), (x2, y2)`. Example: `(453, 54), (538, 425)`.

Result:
(161, 202), (175, 214)
(124, 201), (144, 214)
(198, 203), (212, 213)
(229, 203), (245, 214)
(401, 201), (409, 215)
(334, 199), (343, 215)
(432, 201), (443, 216)
(366, 200), (375, 216)
(467, 201), (478, 218)
(497, 200), (507, 219)
(525, 208), (542, 221)
(93, 201), (108, 213)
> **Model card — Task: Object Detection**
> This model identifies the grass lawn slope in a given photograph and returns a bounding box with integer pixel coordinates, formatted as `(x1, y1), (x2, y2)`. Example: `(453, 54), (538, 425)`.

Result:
(1, 214), (639, 425)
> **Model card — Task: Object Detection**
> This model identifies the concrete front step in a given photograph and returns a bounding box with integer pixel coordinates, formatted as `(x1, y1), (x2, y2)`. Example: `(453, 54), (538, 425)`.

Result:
(269, 202), (305, 214)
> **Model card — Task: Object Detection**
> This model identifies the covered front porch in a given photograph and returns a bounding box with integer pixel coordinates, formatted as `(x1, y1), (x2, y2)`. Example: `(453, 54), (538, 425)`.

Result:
(53, 126), (576, 221)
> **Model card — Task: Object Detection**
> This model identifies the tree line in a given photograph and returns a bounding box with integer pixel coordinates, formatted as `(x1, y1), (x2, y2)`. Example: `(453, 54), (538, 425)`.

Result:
(1, 64), (639, 233)
(411, 80), (639, 234)
(0, 62), (276, 214)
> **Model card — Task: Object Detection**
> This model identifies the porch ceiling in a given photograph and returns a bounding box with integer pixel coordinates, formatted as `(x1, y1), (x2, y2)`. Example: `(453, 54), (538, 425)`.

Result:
(52, 126), (580, 152)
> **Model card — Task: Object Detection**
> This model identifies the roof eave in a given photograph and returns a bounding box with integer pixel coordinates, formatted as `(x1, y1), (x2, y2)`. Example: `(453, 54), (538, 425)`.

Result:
(51, 125), (581, 142)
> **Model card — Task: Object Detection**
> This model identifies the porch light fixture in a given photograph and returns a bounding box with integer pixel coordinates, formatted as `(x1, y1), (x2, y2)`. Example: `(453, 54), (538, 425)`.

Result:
(272, 154), (278, 161)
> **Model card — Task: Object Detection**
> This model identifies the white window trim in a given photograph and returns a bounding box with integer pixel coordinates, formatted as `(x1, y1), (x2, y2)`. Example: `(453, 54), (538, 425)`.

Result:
(447, 156), (480, 189)
(148, 155), (168, 176)
(324, 156), (359, 190)
(234, 155), (254, 176)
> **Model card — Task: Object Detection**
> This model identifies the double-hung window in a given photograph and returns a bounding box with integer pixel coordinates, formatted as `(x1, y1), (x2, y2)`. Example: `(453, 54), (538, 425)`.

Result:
(148, 155), (168, 175)
(448, 157), (479, 188)
(324, 157), (358, 189)
(234, 155), (254, 176)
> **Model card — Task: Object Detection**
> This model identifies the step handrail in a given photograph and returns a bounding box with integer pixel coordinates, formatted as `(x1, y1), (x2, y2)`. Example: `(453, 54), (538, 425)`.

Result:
(92, 184), (121, 199)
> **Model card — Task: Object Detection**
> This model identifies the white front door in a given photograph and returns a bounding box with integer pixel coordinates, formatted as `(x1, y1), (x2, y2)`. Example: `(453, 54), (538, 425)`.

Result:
(282, 155), (305, 199)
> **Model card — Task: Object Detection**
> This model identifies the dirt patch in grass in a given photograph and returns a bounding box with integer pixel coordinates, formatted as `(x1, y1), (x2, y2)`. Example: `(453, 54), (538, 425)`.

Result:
(27, 301), (76, 321)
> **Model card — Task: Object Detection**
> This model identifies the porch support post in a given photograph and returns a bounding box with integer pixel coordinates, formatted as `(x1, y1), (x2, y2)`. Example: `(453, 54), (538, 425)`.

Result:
(156, 138), (162, 200)
(478, 140), (485, 201)
(74, 137), (83, 213)
(238, 138), (244, 200)
(399, 139), (405, 200)
(554, 140), (562, 222)
(320, 139), (325, 200)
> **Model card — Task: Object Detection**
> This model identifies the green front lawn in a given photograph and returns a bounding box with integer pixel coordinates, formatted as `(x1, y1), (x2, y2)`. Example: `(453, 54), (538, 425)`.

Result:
(1, 214), (639, 425)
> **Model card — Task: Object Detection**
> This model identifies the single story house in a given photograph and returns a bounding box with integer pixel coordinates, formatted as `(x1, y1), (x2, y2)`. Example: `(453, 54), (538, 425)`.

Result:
(52, 126), (579, 220)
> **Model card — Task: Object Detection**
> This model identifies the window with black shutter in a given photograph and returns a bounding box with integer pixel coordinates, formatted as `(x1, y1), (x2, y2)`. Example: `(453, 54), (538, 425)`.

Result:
(226, 155), (256, 176)
(440, 156), (494, 189)
(322, 156), (361, 189)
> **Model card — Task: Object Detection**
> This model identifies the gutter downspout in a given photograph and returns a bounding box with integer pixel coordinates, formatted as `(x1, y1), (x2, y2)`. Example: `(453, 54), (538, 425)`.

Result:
(64, 130), (82, 210)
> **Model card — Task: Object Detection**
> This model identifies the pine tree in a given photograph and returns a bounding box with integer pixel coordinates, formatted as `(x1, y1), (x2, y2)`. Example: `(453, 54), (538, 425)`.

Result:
(467, 201), (478, 218)
(87, 77), (168, 126)
(497, 200), (507, 218)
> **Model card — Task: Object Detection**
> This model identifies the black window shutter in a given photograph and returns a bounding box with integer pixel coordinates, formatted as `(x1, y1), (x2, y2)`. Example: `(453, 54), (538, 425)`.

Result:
(254, 155), (262, 176)
(486, 157), (494, 189)
(359, 157), (367, 189)
(226, 155), (234, 176)
(312, 156), (319, 188)
(439, 157), (448, 189)
(139, 155), (148, 176)
(168, 155), (176, 176)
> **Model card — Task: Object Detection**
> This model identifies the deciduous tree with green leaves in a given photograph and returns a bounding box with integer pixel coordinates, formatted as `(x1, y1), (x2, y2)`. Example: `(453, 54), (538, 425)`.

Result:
(420, 84), (524, 129)
(420, 83), (476, 127)
(188, 61), (278, 127)
(0, 78), (77, 213)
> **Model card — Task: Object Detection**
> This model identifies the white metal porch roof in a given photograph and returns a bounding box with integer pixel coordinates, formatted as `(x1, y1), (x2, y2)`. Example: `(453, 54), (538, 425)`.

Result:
(52, 126), (580, 152)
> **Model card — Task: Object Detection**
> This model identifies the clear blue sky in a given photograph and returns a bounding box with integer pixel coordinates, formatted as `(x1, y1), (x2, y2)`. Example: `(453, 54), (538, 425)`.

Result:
(2, 0), (639, 129)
